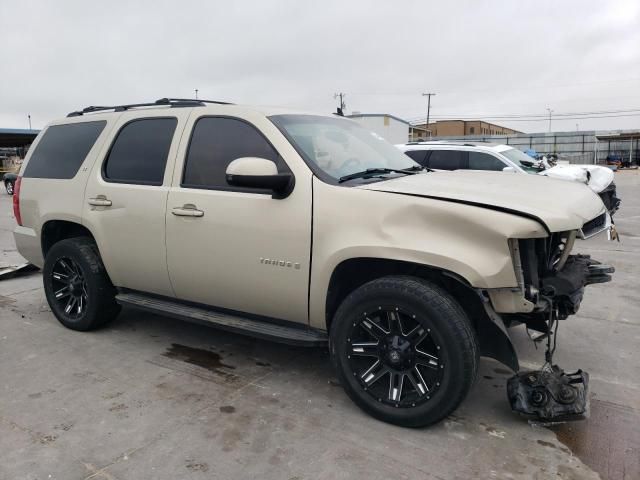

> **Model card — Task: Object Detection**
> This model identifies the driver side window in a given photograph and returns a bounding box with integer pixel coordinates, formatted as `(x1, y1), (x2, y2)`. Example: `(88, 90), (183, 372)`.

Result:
(182, 117), (287, 190)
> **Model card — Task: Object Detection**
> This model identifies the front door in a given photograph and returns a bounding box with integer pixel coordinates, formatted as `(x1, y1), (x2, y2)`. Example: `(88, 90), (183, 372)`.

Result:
(83, 111), (190, 296)
(165, 114), (312, 323)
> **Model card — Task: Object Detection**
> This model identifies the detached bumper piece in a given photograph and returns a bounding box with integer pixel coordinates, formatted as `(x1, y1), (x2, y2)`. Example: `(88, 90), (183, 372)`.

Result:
(541, 255), (614, 318)
(586, 261), (615, 285)
(507, 367), (589, 421)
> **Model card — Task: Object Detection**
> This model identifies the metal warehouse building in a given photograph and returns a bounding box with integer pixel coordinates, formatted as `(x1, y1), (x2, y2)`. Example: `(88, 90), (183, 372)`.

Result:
(430, 129), (640, 165)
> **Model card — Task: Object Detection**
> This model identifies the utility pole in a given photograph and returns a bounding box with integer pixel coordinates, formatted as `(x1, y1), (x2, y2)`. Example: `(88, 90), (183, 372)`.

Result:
(194, 89), (199, 100)
(546, 108), (554, 132)
(334, 92), (346, 114)
(422, 93), (436, 137)
(28, 114), (32, 130)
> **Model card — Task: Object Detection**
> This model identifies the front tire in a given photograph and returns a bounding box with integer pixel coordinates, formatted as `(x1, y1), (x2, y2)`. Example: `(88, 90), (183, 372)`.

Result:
(43, 237), (120, 331)
(5, 181), (13, 195)
(330, 276), (479, 427)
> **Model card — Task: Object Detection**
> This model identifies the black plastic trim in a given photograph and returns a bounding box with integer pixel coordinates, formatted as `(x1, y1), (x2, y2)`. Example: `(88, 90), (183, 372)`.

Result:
(116, 289), (327, 346)
(67, 97), (233, 117)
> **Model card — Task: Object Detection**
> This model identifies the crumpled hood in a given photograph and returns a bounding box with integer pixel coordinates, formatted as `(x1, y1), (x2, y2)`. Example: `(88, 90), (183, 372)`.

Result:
(358, 170), (605, 233)
(538, 164), (614, 193)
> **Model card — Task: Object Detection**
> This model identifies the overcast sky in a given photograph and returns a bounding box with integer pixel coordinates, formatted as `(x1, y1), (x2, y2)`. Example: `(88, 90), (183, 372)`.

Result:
(1, 0), (639, 133)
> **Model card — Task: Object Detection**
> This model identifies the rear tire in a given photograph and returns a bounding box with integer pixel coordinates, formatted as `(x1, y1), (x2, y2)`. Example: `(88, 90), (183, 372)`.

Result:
(43, 237), (120, 331)
(330, 276), (479, 427)
(5, 181), (13, 195)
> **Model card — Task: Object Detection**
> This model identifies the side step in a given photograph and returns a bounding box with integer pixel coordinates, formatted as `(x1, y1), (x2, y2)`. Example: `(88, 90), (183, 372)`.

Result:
(115, 292), (328, 347)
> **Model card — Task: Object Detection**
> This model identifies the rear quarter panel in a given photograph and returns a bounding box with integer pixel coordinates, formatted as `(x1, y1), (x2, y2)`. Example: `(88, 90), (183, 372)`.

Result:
(15, 115), (120, 266)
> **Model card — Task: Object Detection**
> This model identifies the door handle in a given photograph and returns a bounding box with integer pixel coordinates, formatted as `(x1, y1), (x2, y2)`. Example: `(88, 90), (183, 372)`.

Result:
(172, 205), (204, 217)
(88, 196), (112, 207)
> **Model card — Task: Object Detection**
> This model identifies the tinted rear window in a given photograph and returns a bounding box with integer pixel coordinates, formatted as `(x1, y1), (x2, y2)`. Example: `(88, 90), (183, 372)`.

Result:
(23, 121), (106, 179)
(404, 150), (428, 165)
(427, 150), (466, 170)
(468, 152), (506, 171)
(103, 118), (177, 185)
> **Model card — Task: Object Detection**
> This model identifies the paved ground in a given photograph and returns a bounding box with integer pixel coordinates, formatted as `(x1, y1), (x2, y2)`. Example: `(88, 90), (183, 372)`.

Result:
(0, 171), (638, 480)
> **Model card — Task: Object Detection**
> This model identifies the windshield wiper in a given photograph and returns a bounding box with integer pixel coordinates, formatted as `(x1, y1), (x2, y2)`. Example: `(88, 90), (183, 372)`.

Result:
(338, 167), (422, 183)
(404, 165), (434, 173)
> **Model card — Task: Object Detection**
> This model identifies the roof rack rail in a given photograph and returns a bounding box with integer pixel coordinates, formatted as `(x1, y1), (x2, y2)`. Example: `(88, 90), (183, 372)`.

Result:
(67, 97), (233, 117)
(157, 97), (233, 105)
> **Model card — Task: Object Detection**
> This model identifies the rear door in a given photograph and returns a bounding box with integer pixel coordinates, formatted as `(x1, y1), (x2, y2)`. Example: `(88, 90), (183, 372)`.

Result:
(467, 151), (508, 171)
(165, 113), (312, 323)
(404, 149), (428, 166)
(83, 110), (191, 296)
(425, 149), (467, 170)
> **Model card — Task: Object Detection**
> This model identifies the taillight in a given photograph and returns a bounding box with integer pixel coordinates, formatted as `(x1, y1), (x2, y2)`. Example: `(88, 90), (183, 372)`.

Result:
(12, 177), (22, 226)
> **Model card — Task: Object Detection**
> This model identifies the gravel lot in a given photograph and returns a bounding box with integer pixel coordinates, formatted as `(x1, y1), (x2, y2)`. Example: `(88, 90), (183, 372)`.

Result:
(0, 171), (638, 480)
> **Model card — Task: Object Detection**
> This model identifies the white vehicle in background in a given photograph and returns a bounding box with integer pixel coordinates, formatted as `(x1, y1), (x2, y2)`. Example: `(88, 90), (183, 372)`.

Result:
(397, 141), (621, 217)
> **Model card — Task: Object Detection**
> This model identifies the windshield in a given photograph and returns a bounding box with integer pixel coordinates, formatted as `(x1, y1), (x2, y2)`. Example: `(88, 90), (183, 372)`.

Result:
(269, 114), (419, 182)
(500, 147), (540, 173)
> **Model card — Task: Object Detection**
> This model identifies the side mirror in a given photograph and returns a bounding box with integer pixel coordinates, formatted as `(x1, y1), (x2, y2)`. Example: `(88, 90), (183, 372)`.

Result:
(226, 157), (294, 198)
(502, 166), (516, 173)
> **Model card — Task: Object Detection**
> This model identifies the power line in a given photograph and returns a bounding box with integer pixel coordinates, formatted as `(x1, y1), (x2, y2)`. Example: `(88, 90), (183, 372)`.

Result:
(409, 112), (640, 124)
(407, 107), (640, 123)
(414, 107), (640, 119)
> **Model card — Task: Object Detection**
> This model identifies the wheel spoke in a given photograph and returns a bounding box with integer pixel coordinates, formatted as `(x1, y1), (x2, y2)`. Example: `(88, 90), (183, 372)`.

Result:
(77, 295), (83, 314)
(54, 285), (71, 299)
(351, 341), (379, 357)
(59, 260), (75, 275)
(65, 296), (76, 314)
(388, 372), (404, 402)
(72, 262), (82, 277)
(52, 271), (69, 281)
(387, 310), (404, 335)
(361, 360), (388, 386)
(405, 324), (429, 346)
(406, 366), (429, 396)
(415, 348), (439, 369)
(360, 317), (388, 340)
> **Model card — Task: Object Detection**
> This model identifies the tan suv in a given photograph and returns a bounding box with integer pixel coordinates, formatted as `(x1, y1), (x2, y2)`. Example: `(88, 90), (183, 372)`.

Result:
(13, 98), (613, 426)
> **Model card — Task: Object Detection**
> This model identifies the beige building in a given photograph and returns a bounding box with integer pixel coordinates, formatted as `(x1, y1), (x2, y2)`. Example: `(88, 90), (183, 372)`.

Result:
(410, 120), (521, 140)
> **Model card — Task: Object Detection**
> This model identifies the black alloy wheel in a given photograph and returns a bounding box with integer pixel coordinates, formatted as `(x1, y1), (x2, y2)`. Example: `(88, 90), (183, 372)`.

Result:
(43, 237), (120, 331)
(51, 257), (89, 319)
(347, 306), (443, 407)
(330, 276), (479, 427)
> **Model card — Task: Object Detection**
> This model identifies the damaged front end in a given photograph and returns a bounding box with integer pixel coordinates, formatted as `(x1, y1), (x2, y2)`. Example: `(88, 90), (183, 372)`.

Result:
(503, 231), (614, 421)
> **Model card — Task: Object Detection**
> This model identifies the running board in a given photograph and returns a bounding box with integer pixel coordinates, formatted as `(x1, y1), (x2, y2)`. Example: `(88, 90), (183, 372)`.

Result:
(115, 293), (328, 347)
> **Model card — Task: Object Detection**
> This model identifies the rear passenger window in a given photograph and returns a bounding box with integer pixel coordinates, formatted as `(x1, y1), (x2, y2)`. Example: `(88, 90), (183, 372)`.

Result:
(103, 118), (177, 185)
(23, 121), (106, 179)
(468, 152), (506, 171)
(427, 150), (465, 170)
(182, 117), (284, 190)
(404, 150), (427, 165)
